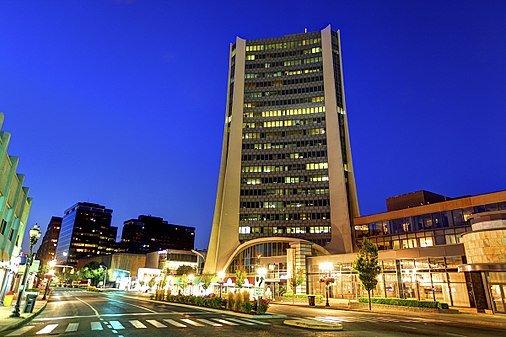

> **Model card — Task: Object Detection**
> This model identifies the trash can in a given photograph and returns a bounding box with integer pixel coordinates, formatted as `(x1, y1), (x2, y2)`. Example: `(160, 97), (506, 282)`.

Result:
(308, 295), (316, 307)
(23, 293), (37, 313)
(3, 292), (14, 307)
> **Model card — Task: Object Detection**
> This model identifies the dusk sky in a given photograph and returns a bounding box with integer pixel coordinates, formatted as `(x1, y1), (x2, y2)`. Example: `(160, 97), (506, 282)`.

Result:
(1, 1), (504, 250)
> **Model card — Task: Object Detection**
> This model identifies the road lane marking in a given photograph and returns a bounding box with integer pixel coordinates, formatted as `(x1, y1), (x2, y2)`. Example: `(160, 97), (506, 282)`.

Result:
(196, 318), (223, 326)
(65, 323), (79, 332)
(34, 312), (170, 321)
(36, 324), (59, 335)
(446, 333), (467, 337)
(6, 326), (35, 336)
(146, 319), (167, 328)
(75, 296), (100, 317)
(213, 318), (238, 325)
(241, 318), (270, 325)
(180, 318), (205, 326)
(163, 319), (187, 327)
(224, 318), (257, 325)
(109, 321), (125, 330)
(91, 322), (103, 331)
(129, 320), (147, 328)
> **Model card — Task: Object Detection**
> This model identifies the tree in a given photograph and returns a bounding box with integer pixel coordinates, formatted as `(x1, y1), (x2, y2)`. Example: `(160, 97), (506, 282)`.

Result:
(235, 267), (247, 288)
(175, 265), (196, 276)
(353, 239), (381, 310)
(78, 262), (105, 286)
(199, 273), (215, 291)
(288, 268), (305, 304)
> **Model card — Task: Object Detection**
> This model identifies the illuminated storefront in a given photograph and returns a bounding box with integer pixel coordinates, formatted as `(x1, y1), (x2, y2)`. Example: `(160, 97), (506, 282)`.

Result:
(307, 247), (471, 307)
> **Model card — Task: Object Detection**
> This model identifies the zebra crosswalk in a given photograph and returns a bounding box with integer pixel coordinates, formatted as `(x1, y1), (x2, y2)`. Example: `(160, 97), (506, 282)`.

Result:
(6, 316), (271, 336)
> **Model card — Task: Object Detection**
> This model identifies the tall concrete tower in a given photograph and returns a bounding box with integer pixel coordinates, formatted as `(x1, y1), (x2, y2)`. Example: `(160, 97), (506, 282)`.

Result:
(204, 25), (359, 274)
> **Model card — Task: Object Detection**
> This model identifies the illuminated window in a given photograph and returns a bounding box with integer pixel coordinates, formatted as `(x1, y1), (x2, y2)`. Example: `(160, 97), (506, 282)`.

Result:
(306, 162), (328, 170)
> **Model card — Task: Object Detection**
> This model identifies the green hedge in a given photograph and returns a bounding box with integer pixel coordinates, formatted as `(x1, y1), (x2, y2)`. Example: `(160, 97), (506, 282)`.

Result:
(358, 297), (449, 309)
(282, 293), (324, 304)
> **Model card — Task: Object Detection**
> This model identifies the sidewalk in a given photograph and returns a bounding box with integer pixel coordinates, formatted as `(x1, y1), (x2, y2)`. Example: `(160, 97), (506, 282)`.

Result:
(0, 297), (47, 333)
(269, 301), (506, 330)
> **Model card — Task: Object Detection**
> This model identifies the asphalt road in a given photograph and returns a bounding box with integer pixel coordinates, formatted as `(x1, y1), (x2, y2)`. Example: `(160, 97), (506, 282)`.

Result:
(4, 289), (504, 337)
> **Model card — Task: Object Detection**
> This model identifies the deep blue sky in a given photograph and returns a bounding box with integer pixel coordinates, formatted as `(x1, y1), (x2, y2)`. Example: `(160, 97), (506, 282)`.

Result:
(1, 1), (505, 250)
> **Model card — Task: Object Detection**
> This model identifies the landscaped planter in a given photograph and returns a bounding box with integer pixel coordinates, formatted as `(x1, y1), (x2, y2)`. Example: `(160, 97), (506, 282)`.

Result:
(153, 290), (270, 314)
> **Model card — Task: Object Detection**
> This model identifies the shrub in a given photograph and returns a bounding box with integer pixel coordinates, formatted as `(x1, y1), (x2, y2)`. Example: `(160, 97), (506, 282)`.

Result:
(242, 291), (250, 303)
(243, 301), (253, 313)
(256, 298), (270, 314)
(282, 293), (324, 304)
(227, 292), (235, 311)
(161, 291), (269, 314)
(233, 292), (243, 312)
(163, 294), (226, 309)
(358, 297), (449, 309)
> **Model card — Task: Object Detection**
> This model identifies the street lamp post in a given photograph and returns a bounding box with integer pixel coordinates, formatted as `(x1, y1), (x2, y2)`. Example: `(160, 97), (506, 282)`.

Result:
(217, 270), (225, 298)
(99, 265), (108, 289)
(42, 259), (57, 300)
(11, 224), (41, 317)
(319, 262), (334, 307)
(256, 266), (267, 309)
(188, 273), (195, 296)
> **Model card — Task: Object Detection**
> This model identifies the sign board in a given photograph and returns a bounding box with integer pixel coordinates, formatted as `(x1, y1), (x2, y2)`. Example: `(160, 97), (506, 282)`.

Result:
(254, 287), (264, 298)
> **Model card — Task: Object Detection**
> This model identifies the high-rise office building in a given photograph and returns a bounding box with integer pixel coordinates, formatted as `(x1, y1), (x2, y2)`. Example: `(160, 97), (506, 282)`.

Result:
(121, 215), (195, 254)
(36, 216), (62, 267)
(56, 202), (118, 266)
(205, 26), (359, 274)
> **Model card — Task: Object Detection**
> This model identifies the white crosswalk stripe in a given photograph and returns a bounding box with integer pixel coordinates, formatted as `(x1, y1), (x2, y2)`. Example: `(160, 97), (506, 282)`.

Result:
(224, 317), (258, 325)
(196, 318), (222, 326)
(91, 321), (103, 331)
(6, 326), (35, 336)
(130, 320), (147, 328)
(163, 318), (187, 328)
(146, 319), (166, 328)
(10, 316), (271, 335)
(180, 318), (205, 326)
(109, 321), (125, 330)
(241, 318), (271, 325)
(36, 324), (59, 335)
(65, 323), (79, 332)
(213, 318), (238, 325)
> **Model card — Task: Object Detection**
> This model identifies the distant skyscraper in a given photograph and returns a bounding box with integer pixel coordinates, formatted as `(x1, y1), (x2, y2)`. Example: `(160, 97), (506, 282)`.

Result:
(36, 216), (62, 267)
(56, 202), (117, 265)
(204, 26), (359, 274)
(121, 215), (195, 254)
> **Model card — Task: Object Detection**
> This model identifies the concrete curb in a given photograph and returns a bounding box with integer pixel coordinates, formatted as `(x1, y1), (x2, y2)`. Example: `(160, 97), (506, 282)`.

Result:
(121, 294), (286, 319)
(273, 301), (459, 316)
(284, 319), (343, 331)
(0, 301), (48, 333)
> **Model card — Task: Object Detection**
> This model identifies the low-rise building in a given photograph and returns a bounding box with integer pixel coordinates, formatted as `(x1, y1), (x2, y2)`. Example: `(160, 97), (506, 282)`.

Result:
(121, 215), (195, 254)
(0, 113), (33, 300)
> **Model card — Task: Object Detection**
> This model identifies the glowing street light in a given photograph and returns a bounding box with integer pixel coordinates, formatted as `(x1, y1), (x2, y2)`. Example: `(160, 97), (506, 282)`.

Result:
(319, 261), (334, 307)
(256, 267), (267, 278)
(43, 259), (58, 300)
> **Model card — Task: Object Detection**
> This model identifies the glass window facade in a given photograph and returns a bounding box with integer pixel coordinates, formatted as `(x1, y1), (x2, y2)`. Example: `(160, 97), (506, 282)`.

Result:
(354, 202), (506, 250)
(307, 256), (471, 307)
(238, 32), (349, 247)
(56, 202), (118, 266)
